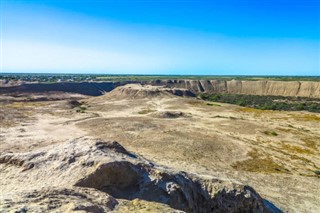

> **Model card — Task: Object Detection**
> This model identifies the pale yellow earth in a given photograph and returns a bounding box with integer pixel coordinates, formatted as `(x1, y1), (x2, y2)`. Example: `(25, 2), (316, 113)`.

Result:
(1, 84), (319, 212)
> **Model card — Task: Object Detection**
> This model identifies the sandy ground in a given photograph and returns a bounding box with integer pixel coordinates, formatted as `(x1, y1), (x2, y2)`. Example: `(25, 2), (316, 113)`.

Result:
(1, 84), (319, 212)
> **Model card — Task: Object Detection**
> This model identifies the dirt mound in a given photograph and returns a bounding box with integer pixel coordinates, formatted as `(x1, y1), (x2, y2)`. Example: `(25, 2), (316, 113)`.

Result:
(67, 100), (82, 108)
(101, 84), (172, 100)
(95, 140), (136, 157)
(100, 84), (195, 100)
(152, 111), (188, 119)
(0, 137), (273, 213)
(0, 80), (24, 87)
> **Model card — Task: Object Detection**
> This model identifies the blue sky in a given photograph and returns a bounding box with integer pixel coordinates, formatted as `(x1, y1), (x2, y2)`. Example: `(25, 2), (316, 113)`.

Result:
(1, 0), (319, 75)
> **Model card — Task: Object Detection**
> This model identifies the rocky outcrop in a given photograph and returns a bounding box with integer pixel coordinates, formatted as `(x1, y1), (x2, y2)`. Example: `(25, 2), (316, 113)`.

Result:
(0, 137), (275, 212)
(76, 161), (268, 213)
(148, 80), (320, 98)
(2, 187), (118, 213)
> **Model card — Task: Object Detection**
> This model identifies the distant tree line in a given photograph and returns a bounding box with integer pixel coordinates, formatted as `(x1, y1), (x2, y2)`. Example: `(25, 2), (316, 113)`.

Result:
(199, 93), (320, 113)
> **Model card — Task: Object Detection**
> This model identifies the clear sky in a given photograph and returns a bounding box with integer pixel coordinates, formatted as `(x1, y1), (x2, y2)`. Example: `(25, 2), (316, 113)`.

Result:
(1, 0), (319, 75)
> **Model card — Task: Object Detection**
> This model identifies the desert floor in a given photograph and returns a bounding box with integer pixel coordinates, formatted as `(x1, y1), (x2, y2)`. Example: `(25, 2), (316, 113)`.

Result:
(1, 85), (319, 212)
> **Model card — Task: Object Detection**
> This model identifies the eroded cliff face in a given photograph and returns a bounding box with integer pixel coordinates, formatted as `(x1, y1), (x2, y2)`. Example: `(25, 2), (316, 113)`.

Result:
(1, 79), (319, 98)
(0, 138), (272, 213)
(148, 80), (320, 98)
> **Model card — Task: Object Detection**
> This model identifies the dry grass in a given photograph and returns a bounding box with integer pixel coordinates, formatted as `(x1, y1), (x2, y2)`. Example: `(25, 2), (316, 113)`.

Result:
(297, 114), (320, 122)
(187, 100), (204, 107)
(281, 143), (314, 155)
(232, 149), (288, 174)
(301, 137), (319, 150)
(138, 109), (157, 114)
(0, 101), (49, 128)
(287, 114), (320, 122)
(237, 107), (266, 114)
(9, 101), (49, 108)
(0, 105), (30, 127)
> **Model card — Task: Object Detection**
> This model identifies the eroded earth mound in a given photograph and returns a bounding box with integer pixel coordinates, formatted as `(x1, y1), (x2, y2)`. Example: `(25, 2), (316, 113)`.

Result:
(99, 84), (195, 100)
(1, 137), (271, 213)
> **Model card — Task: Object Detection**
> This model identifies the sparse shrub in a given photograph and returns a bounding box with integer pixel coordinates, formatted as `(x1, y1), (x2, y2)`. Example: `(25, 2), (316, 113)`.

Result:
(76, 105), (87, 113)
(263, 131), (278, 136)
(206, 103), (221, 107)
(296, 103), (306, 111)
(314, 170), (320, 175)
(236, 99), (246, 106)
(271, 131), (278, 136)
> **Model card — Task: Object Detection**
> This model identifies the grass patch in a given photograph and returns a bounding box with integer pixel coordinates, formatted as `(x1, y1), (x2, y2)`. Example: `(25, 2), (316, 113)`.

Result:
(314, 170), (320, 175)
(232, 149), (288, 173)
(0, 103), (36, 127)
(9, 101), (48, 108)
(237, 107), (270, 117)
(281, 143), (313, 155)
(138, 109), (156, 114)
(302, 138), (318, 150)
(293, 114), (320, 122)
(187, 100), (203, 107)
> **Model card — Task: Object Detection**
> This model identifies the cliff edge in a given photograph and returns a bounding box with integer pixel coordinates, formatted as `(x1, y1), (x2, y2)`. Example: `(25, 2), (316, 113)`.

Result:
(149, 80), (320, 98)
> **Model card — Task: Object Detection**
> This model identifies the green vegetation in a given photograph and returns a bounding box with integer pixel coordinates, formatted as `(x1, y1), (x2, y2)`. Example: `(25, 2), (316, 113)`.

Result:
(263, 131), (278, 136)
(1, 73), (320, 83)
(0, 73), (95, 83)
(199, 93), (320, 113)
(314, 170), (320, 175)
(206, 103), (221, 106)
(76, 104), (87, 113)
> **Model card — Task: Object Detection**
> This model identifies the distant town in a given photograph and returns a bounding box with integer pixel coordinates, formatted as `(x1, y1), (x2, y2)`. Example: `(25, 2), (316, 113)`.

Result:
(1, 73), (319, 84)
(0, 73), (96, 83)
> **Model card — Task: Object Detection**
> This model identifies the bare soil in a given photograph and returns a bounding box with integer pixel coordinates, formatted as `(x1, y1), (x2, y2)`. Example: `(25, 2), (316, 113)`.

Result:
(1, 84), (319, 212)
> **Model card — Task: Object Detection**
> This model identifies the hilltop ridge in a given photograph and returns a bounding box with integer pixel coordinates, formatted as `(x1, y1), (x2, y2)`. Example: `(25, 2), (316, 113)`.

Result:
(1, 79), (319, 98)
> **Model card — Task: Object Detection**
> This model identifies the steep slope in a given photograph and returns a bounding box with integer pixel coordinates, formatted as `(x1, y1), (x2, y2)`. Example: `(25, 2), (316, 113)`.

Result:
(148, 80), (320, 98)
(0, 138), (272, 213)
(93, 84), (195, 101)
(2, 79), (319, 98)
